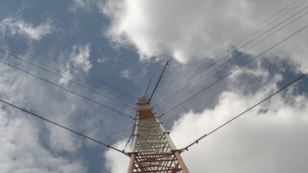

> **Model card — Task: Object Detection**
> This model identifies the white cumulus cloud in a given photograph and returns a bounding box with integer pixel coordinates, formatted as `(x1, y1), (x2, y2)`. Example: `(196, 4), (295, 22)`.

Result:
(69, 0), (95, 12)
(59, 44), (92, 85)
(0, 114), (87, 173)
(0, 64), (88, 173)
(0, 17), (54, 40)
(104, 64), (308, 172)
(102, 0), (308, 69)
(169, 84), (308, 173)
(70, 44), (92, 73)
(104, 140), (130, 173)
(120, 69), (130, 79)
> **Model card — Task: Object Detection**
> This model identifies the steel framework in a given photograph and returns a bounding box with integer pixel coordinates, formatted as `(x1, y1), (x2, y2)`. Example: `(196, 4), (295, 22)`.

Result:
(127, 98), (189, 173)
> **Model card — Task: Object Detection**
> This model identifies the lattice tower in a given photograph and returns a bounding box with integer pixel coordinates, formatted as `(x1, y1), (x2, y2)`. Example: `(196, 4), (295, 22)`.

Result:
(127, 98), (189, 173)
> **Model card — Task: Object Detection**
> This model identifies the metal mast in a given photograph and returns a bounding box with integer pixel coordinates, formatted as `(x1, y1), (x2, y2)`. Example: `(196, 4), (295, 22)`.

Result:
(127, 98), (189, 173)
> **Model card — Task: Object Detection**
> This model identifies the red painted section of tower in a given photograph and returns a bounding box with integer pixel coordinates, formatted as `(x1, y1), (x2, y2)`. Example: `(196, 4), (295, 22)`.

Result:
(127, 98), (189, 173)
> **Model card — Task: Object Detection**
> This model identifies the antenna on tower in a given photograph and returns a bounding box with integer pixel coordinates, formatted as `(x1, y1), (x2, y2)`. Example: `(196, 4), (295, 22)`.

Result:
(147, 59), (170, 104)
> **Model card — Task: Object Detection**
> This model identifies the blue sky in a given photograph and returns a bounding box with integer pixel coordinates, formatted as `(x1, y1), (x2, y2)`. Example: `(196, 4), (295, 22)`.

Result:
(0, 0), (308, 173)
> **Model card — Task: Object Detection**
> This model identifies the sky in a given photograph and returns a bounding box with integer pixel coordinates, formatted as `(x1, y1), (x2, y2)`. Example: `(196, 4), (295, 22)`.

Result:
(0, 0), (307, 173)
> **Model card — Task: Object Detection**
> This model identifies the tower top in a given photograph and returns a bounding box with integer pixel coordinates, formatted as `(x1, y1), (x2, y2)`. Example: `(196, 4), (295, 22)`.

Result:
(127, 99), (189, 173)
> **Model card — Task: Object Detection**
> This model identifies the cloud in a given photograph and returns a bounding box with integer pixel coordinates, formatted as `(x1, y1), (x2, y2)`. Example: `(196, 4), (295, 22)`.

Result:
(48, 125), (83, 153)
(97, 57), (110, 64)
(104, 62), (308, 172)
(0, 36), (134, 172)
(0, 17), (54, 40)
(0, 36), (129, 172)
(169, 83), (308, 173)
(104, 140), (130, 173)
(0, 53), (91, 172)
(102, 0), (308, 68)
(0, 1), (307, 173)
(71, 0), (90, 8)
(120, 69), (130, 79)
(70, 44), (92, 73)
(68, 0), (92, 12)
(0, 113), (87, 173)
(58, 63), (74, 86)
(59, 44), (92, 85)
